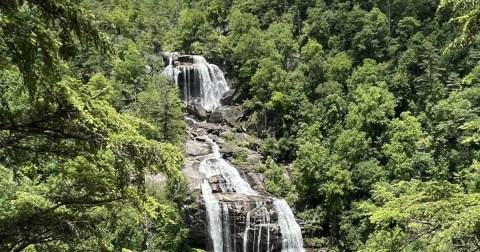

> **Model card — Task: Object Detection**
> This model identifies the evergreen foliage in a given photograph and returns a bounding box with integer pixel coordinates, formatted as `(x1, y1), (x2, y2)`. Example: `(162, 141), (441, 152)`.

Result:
(2, 0), (480, 251)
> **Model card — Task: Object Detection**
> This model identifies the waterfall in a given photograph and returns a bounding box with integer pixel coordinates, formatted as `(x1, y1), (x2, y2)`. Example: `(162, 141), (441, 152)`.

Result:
(222, 202), (232, 252)
(273, 199), (304, 252)
(199, 138), (257, 195)
(243, 209), (252, 252)
(202, 179), (224, 252)
(243, 202), (273, 252)
(163, 54), (229, 111)
(176, 53), (303, 252)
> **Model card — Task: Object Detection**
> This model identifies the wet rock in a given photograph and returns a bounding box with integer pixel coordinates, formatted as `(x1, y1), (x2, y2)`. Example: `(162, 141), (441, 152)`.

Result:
(177, 55), (194, 64)
(183, 196), (207, 248)
(215, 193), (269, 203)
(215, 198), (283, 252)
(208, 175), (229, 193)
(187, 103), (207, 121)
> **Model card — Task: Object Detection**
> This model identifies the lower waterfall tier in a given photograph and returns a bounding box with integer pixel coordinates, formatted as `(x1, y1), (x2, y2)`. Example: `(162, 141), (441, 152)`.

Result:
(183, 120), (304, 252)
(187, 191), (285, 252)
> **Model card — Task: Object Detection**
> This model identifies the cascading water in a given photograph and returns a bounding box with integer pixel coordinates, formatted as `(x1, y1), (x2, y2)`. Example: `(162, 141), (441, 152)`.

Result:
(243, 202), (272, 252)
(197, 120), (304, 252)
(273, 199), (304, 252)
(202, 179), (224, 252)
(199, 138), (257, 195)
(163, 54), (229, 111)
(168, 53), (304, 252)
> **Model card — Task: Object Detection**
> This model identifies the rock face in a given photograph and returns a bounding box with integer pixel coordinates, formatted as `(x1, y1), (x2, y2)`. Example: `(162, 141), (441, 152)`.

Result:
(209, 199), (283, 252)
(207, 106), (247, 129)
(183, 120), (303, 252)
(209, 109), (224, 124)
(220, 88), (247, 106)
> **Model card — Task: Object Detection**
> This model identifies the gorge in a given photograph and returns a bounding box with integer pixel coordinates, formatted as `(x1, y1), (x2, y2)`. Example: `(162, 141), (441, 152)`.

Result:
(163, 53), (305, 252)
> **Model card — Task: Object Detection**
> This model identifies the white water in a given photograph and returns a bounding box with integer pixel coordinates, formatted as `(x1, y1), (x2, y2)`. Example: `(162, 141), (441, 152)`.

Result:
(273, 199), (305, 252)
(178, 54), (303, 252)
(243, 209), (252, 252)
(199, 138), (258, 195)
(243, 202), (272, 252)
(222, 202), (232, 252)
(163, 55), (229, 111)
(202, 179), (224, 252)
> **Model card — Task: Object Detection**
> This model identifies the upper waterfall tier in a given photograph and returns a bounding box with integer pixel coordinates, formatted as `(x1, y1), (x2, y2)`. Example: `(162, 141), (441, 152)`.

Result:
(162, 53), (229, 111)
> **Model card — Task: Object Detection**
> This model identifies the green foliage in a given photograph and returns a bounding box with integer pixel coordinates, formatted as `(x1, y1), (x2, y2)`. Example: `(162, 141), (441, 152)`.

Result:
(359, 180), (480, 252)
(0, 0), (188, 251)
(353, 8), (390, 61)
(347, 84), (396, 136)
(137, 75), (186, 145)
(3, 0), (480, 250)
(439, 0), (480, 52)
(262, 157), (292, 198)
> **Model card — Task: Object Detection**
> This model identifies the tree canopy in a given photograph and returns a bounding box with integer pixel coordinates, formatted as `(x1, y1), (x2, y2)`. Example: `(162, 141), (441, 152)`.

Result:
(2, 0), (480, 251)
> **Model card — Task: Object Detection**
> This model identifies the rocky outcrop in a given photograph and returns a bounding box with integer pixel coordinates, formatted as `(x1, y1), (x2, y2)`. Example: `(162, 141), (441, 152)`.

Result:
(184, 140), (211, 157)
(212, 199), (283, 252)
(220, 88), (247, 106)
(187, 103), (208, 121)
(193, 123), (223, 135)
(220, 89), (236, 106)
(207, 106), (247, 129)
(219, 146), (245, 158)
(209, 109), (224, 124)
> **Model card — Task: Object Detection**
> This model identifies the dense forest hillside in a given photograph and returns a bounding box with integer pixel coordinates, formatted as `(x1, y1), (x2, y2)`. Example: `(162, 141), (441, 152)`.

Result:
(1, 0), (480, 251)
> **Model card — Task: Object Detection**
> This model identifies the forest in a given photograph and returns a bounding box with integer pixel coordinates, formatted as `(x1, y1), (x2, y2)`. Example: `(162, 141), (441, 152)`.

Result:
(1, 0), (480, 251)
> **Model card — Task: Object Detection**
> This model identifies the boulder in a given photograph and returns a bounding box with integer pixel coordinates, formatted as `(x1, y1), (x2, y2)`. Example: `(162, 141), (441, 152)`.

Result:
(177, 55), (194, 64)
(231, 88), (247, 104)
(195, 135), (208, 142)
(184, 140), (211, 157)
(187, 103), (207, 121)
(194, 123), (223, 135)
(209, 109), (224, 124)
(220, 88), (247, 105)
(246, 172), (267, 192)
(208, 106), (247, 128)
(220, 89), (236, 106)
